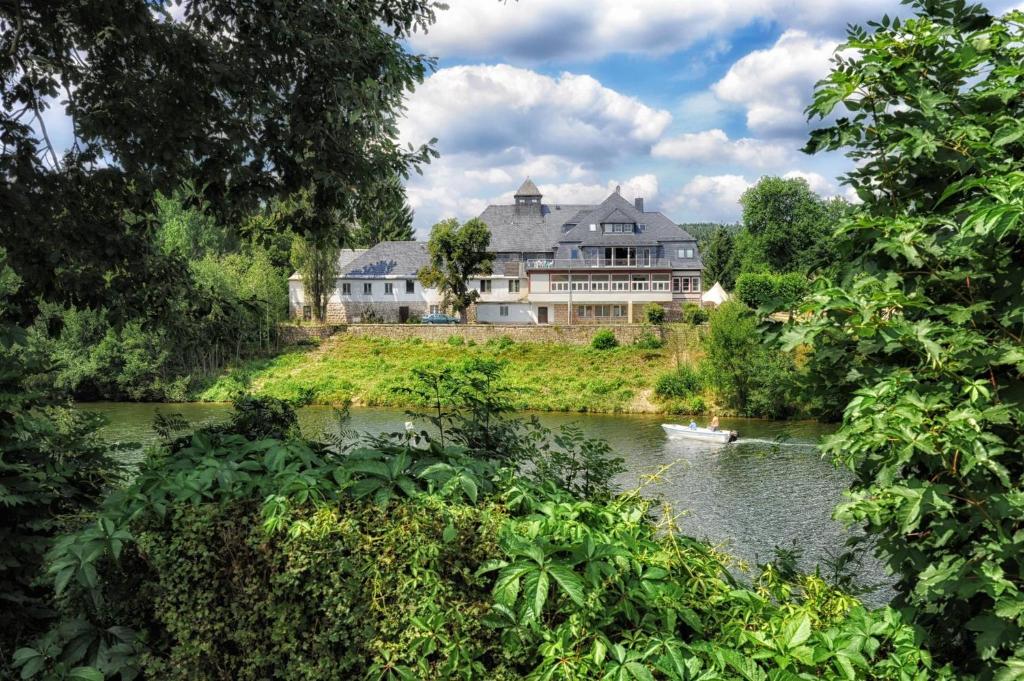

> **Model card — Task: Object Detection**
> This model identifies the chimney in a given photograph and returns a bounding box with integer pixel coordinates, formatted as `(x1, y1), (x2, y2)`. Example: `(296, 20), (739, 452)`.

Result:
(634, 197), (644, 212)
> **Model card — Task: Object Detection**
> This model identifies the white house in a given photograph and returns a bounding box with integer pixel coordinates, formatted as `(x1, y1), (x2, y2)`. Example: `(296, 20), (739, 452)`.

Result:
(289, 179), (704, 324)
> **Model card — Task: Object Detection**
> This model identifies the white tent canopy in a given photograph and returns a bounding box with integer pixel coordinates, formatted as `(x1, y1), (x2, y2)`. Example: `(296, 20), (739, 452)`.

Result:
(701, 281), (730, 307)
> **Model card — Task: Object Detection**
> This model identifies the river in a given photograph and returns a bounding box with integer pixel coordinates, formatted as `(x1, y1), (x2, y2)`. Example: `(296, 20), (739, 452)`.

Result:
(81, 401), (893, 606)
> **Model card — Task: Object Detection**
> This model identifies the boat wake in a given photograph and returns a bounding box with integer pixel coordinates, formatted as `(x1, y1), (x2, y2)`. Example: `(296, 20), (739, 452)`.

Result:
(732, 438), (819, 450)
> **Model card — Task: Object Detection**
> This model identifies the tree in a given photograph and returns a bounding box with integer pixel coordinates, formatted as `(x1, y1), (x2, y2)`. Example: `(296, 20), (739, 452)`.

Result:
(351, 175), (416, 246)
(291, 236), (341, 323)
(789, 2), (1024, 676)
(701, 227), (738, 290)
(155, 186), (235, 260)
(0, 0), (438, 324)
(738, 176), (841, 275)
(419, 218), (494, 322)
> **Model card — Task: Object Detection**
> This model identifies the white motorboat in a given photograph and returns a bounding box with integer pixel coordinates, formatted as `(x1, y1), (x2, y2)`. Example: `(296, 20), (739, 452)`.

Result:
(661, 423), (738, 444)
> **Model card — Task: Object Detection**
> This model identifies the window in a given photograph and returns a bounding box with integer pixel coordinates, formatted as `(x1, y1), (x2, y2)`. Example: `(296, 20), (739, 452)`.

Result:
(551, 275), (569, 292)
(342, 282), (351, 295)
(499, 305), (509, 317)
(571, 275), (589, 292)
(302, 305), (312, 321)
(591, 275), (609, 291)
(479, 279), (491, 293)
(677, 248), (695, 259)
(611, 274), (630, 291)
(681, 278), (691, 292)
(405, 280), (415, 294)
(570, 248), (579, 260)
(631, 274), (650, 291)
(508, 279), (520, 293)
(384, 283), (393, 295)
(611, 304), (626, 318)
(672, 277), (681, 293)
(577, 305), (591, 318)
(691, 276), (701, 292)
(638, 223), (646, 232)
(593, 305), (610, 317)
(652, 274), (670, 291)
(363, 282), (372, 295)
(430, 305), (440, 314)
(589, 223), (597, 231)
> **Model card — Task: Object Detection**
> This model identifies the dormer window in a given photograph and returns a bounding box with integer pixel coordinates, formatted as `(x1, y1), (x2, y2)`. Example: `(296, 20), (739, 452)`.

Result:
(603, 222), (635, 234)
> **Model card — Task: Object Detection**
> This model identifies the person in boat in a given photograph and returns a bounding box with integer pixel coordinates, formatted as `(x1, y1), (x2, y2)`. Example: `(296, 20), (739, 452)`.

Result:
(709, 416), (720, 432)
(688, 420), (697, 430)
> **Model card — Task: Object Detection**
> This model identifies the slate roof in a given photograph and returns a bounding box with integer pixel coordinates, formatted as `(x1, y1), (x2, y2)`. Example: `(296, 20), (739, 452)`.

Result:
(288, 248), (367, 280)
(340, 241), (429, 279)
(515, 177), (542, 197)
(478, 188), (700, 267)
(477, 203), (593, 252)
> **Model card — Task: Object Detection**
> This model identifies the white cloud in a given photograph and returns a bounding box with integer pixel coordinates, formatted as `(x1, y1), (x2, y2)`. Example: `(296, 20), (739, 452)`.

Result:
(410, 0), (901, 62)
(669, 174), (752, 222)
(782, 170), (836, 195)
(652, 129), (792, 168)
(401, 65), (671, 162)
(712, 30), (839, 138)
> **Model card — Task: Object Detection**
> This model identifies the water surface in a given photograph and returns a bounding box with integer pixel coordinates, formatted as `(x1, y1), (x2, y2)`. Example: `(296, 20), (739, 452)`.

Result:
(82, 402), (892, 605)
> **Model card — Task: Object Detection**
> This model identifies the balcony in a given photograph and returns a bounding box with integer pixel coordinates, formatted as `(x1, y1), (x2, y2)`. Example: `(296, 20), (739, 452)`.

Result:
(526, 257), (673, 270)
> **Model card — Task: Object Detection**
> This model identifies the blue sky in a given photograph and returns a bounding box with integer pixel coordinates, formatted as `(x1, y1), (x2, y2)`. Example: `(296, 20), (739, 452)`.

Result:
(398, 0), (1018, 233)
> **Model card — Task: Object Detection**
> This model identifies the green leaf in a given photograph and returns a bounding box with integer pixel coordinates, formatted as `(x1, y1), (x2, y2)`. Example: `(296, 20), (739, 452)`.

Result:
(547, 563), (585, 607)
(524, 568), (549, 618)
(68, 667), (104, 681)
(782, 613), (812, 649)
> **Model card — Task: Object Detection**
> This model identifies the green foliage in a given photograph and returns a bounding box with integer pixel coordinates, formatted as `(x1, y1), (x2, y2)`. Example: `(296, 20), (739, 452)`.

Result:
(351, 173), (416, 246)
(154, 186), (235, 260)
(0, 251), (123, 669)
(633, 331), (663, 350)
(16, 393), (947, 681)
(700, 226), (739, 290)
(591, 329), (618, 350)
(680, 303), (709, 326)
(791, 2), (1024, 676)
(702, 302), (796, 418)
(419, 218), (495, 322)
(290, 229), (341, 324)
(739, 176), (845, 276)
(734, 272), (810, 312)
(644, 304), (666, 325)
(655, 366), (702, 400)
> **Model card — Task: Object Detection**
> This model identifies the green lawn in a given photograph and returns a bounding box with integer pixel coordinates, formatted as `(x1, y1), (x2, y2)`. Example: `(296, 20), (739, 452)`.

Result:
(196, 333), (696, 413)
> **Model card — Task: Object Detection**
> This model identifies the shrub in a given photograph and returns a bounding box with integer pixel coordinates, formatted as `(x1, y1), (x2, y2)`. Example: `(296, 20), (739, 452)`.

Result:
(447, 335), (465, 347)
(681, 302), (709, 325)
(734, 272), (809, 311)
(643, 304), (665, 325)
(486, 335), (514, 351)
(18, 396), (948, 681)
(590, 329), (618, 350)
(655, 365), (702, 399)
(633, 331), (663, 349)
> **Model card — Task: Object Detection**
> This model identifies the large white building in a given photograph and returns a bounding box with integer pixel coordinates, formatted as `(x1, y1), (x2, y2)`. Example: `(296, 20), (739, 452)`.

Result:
(289, 179), (703, 324)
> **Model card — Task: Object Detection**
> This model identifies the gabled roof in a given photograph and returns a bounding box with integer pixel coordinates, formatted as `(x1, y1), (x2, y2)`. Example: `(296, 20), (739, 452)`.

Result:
(601, 208), (635, 223)
(289, 248), (367, 280)
(341, 241), (428, 279)
(514, 177), (542, 197)
(478, 203), (593, 252)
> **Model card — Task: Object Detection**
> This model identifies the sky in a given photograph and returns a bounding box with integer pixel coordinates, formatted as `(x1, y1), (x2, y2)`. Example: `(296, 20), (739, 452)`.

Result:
(398, 0), (1018, 234)
(33, 1), (1020, 235)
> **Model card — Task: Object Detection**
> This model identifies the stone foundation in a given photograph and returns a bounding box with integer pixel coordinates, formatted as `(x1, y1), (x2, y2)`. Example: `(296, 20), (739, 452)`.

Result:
(291, 301), (430, 324)
(342, 323), (658, 346)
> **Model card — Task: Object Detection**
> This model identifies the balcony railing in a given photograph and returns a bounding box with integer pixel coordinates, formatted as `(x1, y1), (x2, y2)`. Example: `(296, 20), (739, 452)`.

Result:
(526, 257), (673, 270)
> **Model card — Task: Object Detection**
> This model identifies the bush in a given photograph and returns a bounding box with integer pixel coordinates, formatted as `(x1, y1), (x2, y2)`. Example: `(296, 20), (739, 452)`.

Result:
(643, 304), (665, 325)
(655, 365), (702, 399)
(734, 272), (809, 311)
(486, 335), (514, 351)
(446, 335), (465, 347)
(590, 329), (618, 350)
(633, 331), (663, 349)
(681, 303), (709, 325)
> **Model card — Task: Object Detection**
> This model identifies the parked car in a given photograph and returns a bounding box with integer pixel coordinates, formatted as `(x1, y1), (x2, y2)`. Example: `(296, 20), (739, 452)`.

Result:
(421, 312), (460, 324)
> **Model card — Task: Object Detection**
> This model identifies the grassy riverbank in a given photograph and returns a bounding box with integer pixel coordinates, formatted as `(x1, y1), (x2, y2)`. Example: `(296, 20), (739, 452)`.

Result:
(196, 332), (703, 413)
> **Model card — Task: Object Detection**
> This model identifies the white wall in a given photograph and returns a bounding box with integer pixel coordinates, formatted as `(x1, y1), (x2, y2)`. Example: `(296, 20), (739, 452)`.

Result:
(476, 303), (536, 324)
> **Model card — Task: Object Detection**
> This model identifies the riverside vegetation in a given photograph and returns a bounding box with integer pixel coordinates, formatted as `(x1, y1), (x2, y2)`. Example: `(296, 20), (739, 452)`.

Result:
(197, 306), (801, 418)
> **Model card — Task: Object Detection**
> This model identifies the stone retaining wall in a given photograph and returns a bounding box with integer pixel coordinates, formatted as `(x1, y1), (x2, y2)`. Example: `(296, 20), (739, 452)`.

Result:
(345, 323), (658, 346)
(278, 324), (341, 344)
